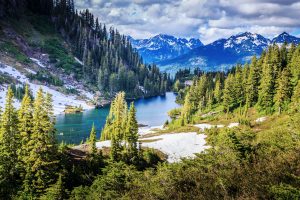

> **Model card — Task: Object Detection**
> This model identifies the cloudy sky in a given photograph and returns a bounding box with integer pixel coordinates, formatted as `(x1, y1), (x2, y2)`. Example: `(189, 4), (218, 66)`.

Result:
(75, 0), (300, 44)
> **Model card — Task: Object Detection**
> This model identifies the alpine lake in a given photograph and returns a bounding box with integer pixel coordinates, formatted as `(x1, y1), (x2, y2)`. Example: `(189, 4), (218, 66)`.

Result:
(55, 92), (179, 144)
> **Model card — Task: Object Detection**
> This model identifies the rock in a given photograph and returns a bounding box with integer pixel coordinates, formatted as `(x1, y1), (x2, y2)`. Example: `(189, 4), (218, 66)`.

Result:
(255, 117), (267, 123)
(228, 123), (239, 128)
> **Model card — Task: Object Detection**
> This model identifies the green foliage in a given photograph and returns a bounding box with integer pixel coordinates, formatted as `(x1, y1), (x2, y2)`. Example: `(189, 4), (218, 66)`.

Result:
(269, 184), (300, 200)
(22, 88), (59, 195)
(43, 38), (81, 76)
(87, 162), (139, 199)
(28, 70), (64, 86)
(51, 3), (171, 98)
(178, 43), (300, 120)
(40, 174), (68, 200)
(0, 87), (19, 198)
(123, 102), (139, 164)
(88, 123), (97, 157)
(0, 72), (15, 85)
(0, 41), (30, 63)
(290, 80), (300, 112)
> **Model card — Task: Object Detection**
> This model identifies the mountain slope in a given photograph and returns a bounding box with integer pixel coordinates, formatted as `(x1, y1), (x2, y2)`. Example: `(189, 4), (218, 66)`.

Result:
(130, 34), (203, 63)
(272, 32), (300, 44)
(158, 32), (300, 73)
(0, 0), (170, 114)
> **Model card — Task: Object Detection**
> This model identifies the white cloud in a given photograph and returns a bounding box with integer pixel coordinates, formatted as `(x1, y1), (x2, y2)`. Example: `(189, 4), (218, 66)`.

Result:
(75, 0), (300, 44)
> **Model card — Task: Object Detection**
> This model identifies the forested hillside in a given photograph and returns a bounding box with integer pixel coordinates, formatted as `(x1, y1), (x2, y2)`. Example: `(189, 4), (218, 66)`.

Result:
(176, 43), (300, 124)
(0, 0), (171, 98)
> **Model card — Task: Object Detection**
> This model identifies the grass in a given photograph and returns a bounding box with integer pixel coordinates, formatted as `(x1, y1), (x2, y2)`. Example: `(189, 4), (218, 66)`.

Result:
(0, 41), (30, 63)
(27, 70), (64, 86)
(43, 38), (82, 77)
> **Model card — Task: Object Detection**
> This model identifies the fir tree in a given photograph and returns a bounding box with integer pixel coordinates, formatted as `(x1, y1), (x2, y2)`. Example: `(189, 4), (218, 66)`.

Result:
(40, 174), (66, 200)
(17, 85), (33, 181)
(291, 80), (300, 112)
(25, 88), (58, 195)
(246, 56), (260, 106)
(213, 79), (222, 103)
(274, 68), (292, 114)
(0, 87), (19, 197)
(180, 91), (192, 125)
(124, 102), (139, 163)
(89, 123), (97, 156)
(258, 63), (275, 114)
(222, 74), (235, 113)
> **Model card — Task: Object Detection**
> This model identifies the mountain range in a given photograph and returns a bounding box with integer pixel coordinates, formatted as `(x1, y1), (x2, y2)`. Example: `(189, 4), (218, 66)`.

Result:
(130, 32), (300, 73)
(129, 34), (203, 64)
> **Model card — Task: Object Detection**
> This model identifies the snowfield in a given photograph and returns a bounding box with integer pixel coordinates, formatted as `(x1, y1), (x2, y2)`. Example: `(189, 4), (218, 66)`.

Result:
(141, 132), (209, 162)
(0, 62), (93, 114)
(96, 132), (210, 163)
(138, 125), (164, 135)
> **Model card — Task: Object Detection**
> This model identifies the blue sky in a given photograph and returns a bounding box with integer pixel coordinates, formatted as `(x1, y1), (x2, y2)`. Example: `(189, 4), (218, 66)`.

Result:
(75, 0), (300, 44)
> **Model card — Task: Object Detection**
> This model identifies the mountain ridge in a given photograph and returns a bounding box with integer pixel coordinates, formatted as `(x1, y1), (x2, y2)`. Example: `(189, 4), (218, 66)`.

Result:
(129, 34), (203, 63)
(132, 32), (300, 73)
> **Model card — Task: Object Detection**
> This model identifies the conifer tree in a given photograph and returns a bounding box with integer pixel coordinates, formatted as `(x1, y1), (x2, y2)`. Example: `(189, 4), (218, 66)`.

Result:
(124, 102), (139, 163)
(222, 74), (235, 113)
(258, 62), (275, 114)
(213, 79), (222, 103)
(0, 87), (19, 197)
(25, 88), (58, 195)
(289, 45), (300, 86)
(89, 123), (97, 156)
(274, 68), (292, 113)
(291, 80), (300, 112)
(17, 85), (33, 181)
(246, 56), (260, 106)
(180, 91), (192, 125)
(40, 174), (66, 200)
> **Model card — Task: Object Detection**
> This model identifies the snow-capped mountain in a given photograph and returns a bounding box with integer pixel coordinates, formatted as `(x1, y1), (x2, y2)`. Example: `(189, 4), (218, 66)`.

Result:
(157, 32), (300, 74)
(129, 34), (203, 63)
(272, 32), (300, 45)
(221, 32), (270, 54)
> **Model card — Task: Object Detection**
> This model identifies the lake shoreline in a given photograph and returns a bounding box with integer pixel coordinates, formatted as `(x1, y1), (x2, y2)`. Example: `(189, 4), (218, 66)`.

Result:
(55, 92), (180, 144)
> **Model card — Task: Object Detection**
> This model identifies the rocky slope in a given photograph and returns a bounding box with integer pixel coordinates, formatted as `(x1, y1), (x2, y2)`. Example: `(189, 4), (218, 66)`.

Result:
(0, 16), (96, 114)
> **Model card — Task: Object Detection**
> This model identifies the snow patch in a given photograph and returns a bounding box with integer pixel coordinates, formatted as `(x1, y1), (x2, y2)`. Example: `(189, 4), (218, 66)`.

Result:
(141, 132), (209, 163)
(25, 68), (37, 74)
(96, 132), (210, 163)
(0, 62), (93, 115)
(255, 117), (267, 123)
(0, 85), (21, 109)
(228, 123), (239, 128)
(138, 125), (164, 135)
(30, 58), (47, 68)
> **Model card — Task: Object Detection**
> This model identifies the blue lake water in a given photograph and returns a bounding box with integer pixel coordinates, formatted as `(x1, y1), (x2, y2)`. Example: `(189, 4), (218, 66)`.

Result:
(55, 92), (179, 144)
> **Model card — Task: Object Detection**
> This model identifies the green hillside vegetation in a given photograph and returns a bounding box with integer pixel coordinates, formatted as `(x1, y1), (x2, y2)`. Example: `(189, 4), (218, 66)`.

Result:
(173, 43), (300, 127)
(0, 1), (299, 199)
(0, 46), (299, 199)
(0, 0), (172, 99)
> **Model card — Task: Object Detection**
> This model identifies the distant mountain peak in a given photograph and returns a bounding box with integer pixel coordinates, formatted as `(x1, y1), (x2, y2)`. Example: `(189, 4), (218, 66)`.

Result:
(129, 34), (203, 63)
(272, 32), (300, 44)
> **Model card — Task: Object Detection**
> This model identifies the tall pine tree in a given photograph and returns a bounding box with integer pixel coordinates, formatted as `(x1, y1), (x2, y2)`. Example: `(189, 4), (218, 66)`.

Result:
(0, 87), (19, 197)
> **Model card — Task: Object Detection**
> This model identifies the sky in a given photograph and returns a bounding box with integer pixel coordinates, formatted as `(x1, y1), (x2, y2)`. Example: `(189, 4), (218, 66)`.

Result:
(75, 0), (300, 44)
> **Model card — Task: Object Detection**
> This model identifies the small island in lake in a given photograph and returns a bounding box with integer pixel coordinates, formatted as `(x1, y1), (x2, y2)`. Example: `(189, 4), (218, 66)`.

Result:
(64, 105), (84, 114)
